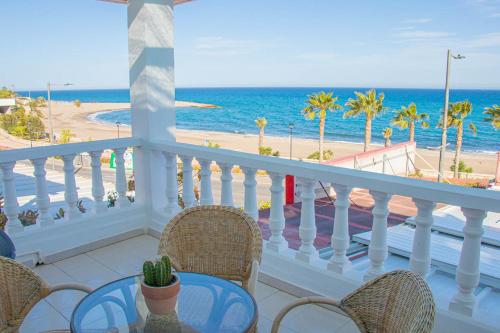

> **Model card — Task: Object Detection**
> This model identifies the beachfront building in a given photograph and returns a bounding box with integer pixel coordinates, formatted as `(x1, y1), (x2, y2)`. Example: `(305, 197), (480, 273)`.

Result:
(1, 1), (500, 332)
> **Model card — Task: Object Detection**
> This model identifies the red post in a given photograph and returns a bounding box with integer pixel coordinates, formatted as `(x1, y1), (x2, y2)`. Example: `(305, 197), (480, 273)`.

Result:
(495, 151), (500, 185)
(285, 175), (295, 204)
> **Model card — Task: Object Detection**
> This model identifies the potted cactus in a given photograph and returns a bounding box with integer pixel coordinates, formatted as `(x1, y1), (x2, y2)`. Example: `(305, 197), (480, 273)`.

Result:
(141, 255), (180, 315)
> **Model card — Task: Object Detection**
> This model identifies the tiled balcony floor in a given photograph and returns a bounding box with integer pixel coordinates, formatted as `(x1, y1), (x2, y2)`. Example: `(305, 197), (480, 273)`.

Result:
(23, 235), (357, 333)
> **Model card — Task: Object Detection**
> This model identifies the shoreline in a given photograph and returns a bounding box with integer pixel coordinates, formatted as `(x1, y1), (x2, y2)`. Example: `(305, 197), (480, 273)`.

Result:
(5, 101), (496, 176)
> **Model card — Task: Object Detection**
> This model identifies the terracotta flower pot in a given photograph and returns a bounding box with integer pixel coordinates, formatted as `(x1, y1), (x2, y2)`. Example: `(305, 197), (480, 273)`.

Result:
(141, 274), (180, 315)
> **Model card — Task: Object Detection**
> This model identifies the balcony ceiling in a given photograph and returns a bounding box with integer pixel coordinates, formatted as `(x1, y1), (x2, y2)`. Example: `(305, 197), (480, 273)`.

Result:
(99, 0), (192, 4)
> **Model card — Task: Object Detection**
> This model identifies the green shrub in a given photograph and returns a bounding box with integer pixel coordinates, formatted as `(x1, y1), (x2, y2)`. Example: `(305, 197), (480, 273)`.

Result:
(258, 200), (271, 210)
(207, 141), (221, 148)
(307, 150), (333, 161)
(450, 160), (473, 174)
(259, 146), (272, 156)
(74, 99), (81, 107)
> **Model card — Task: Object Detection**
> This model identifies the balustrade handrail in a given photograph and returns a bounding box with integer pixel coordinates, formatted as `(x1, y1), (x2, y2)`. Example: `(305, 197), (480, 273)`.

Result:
(0, 138), (142, 163)
(148, 140), (500, 212)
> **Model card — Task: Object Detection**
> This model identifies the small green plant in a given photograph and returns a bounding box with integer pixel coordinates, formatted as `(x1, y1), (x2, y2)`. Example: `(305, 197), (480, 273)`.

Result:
(143, 255), (175, 287)
(450, 160), (473, 174)
(259, 146), (280, 157)
(54, 200), (86, 219)
(409, 169), (424, 178)
(18, 209), (38, 226)
(258, 200), (271, 210)
(307, 150), (333, 161)
(272, 150), (280, 157)
(207, 141), (221, 148)
(74, 99), (82, 108)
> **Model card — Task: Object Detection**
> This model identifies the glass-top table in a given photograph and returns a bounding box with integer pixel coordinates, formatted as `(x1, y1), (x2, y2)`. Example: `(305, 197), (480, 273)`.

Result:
(71, 272), (257, 333)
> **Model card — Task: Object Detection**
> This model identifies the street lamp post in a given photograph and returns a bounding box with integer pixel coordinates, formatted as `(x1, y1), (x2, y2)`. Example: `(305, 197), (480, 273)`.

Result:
(47, 82), (73, 169)
(437, 50), (465, 182)
(288, 123), (295, 160)
(116, 121), (121, 139)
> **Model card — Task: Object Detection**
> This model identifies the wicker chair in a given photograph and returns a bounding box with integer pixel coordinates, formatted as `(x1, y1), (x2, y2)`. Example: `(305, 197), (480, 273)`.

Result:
(271, 270), (435, 333)
(0, 256), (92, 333)
(158, 205), (263, 295)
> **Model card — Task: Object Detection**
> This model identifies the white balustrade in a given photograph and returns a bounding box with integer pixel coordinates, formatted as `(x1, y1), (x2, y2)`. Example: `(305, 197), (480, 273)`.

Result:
(180, 155), (196, 208)
(163, 152), (180, 215)
(328, 184), (352, 273)
(219, 163), (234, 207)
(296, 178), (318, 262)
(0, 162), (23, 233)
(409, 199), (436, 277)
(61, 154), (81, 220)
(113, 148), (130, 208)
(242, 168), (258, 221)
(89, 151), (107, 214)
(365, 190), (391, 280)
(198, 159), (213, 205)
(267, 172), (288, 252)
(31, 158), (54, 226)
(449, 208), (486, 316)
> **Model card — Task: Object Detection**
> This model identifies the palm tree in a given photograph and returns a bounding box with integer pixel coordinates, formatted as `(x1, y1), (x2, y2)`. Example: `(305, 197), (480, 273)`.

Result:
(484, 105), (500, 130)
(441, 101), (477, 178)
(302, 91), (342, 162)
(255, 117), (267, 148)
(382, 127), (392, 147)
(391, 102), (429, 142)
(344, 89), (387, 152)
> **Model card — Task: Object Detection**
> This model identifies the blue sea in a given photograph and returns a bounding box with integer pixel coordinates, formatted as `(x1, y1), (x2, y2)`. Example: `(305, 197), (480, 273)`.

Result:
(19, 88), (500, 153)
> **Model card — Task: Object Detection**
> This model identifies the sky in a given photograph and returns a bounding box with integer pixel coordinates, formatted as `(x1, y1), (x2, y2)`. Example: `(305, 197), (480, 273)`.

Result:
(1, 0), (500, 90)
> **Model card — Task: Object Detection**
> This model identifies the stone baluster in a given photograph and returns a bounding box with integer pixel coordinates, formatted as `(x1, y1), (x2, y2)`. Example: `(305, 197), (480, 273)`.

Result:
(328, 184), (352, 273)
(242, 168), (258, 221)
(89, 151), (107, 214)
(409, 199), (436, 277)
(163, 152), (180, 215)
(61, 154), (81, 219)
(113, 148), (130, 208)
(198, 159), (213, 205)
(449, 208), (486, 316)
(296, 178), (318, 262)
(180, 155), (196, 208)
(365, 190), (392, 280)
(31, 158), (54, 226)
(0, 162), (23, 233)
(219, 163), (234, 207)
(267, 173), (288, 252)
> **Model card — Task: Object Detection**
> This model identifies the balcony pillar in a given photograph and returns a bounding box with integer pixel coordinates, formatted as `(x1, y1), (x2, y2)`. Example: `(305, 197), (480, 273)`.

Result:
(219, 163), (234, 207)
(267, 173), (288, 252)
(296, 178), (318, 262)
(180, 155), (196, 208)
(113, 148), (130, 208)
(365, 190), (391, 280)
(409, 199), (436, 277)
(163, 152), (180, 216)
(89, 151), (107, 214)
(61, 154), (81, 220)
(0, 162), (23, 233)
(31, 158), (54, 226)
(198, 159), (213, 205)
(128, 0), (175, 212)
(449, 208), (486, 316)
(242, 168), (258, 221)
(328, 184), (352, 273)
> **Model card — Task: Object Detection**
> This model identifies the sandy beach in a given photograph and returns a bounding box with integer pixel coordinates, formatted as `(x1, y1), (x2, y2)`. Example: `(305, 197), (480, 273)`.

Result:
(3, 101), (497, 176)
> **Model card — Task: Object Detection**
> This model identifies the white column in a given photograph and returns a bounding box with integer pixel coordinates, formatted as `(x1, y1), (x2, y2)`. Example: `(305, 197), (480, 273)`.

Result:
(295, 178), (318, 262)
(180, 155), (196, 208)
(0, 162), (23, 233)
(409, 199), (436, 277)
(198, 159), (213, 205)
(89, 151), (107, 214)
(242, 168), (258, 221)
(449, 208), (486, 316)
(163, 152), (180, 215)
(61, 154), (81, 220)
(114, 148), (130, 208)
(219, 163), (234, 207)
(31, 158), (54, 226)
(365, 190), (391, 280)
(267, 173), (288, 252)
(328, 184), (352, 273)
(128, 0), (175, 212)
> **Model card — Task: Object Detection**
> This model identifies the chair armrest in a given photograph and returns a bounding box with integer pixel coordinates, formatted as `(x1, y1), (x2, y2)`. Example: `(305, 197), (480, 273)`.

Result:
(247, 260), (259, 296)
(271, 296), (343, 333)
(49, 283), (93, 294)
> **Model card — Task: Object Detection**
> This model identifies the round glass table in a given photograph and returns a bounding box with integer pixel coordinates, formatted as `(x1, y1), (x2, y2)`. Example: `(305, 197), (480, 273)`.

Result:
(70, 272), (257, 333)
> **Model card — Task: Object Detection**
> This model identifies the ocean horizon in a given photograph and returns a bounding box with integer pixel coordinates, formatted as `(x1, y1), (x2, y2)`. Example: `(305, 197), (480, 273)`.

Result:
(18, 87), (500, 154)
